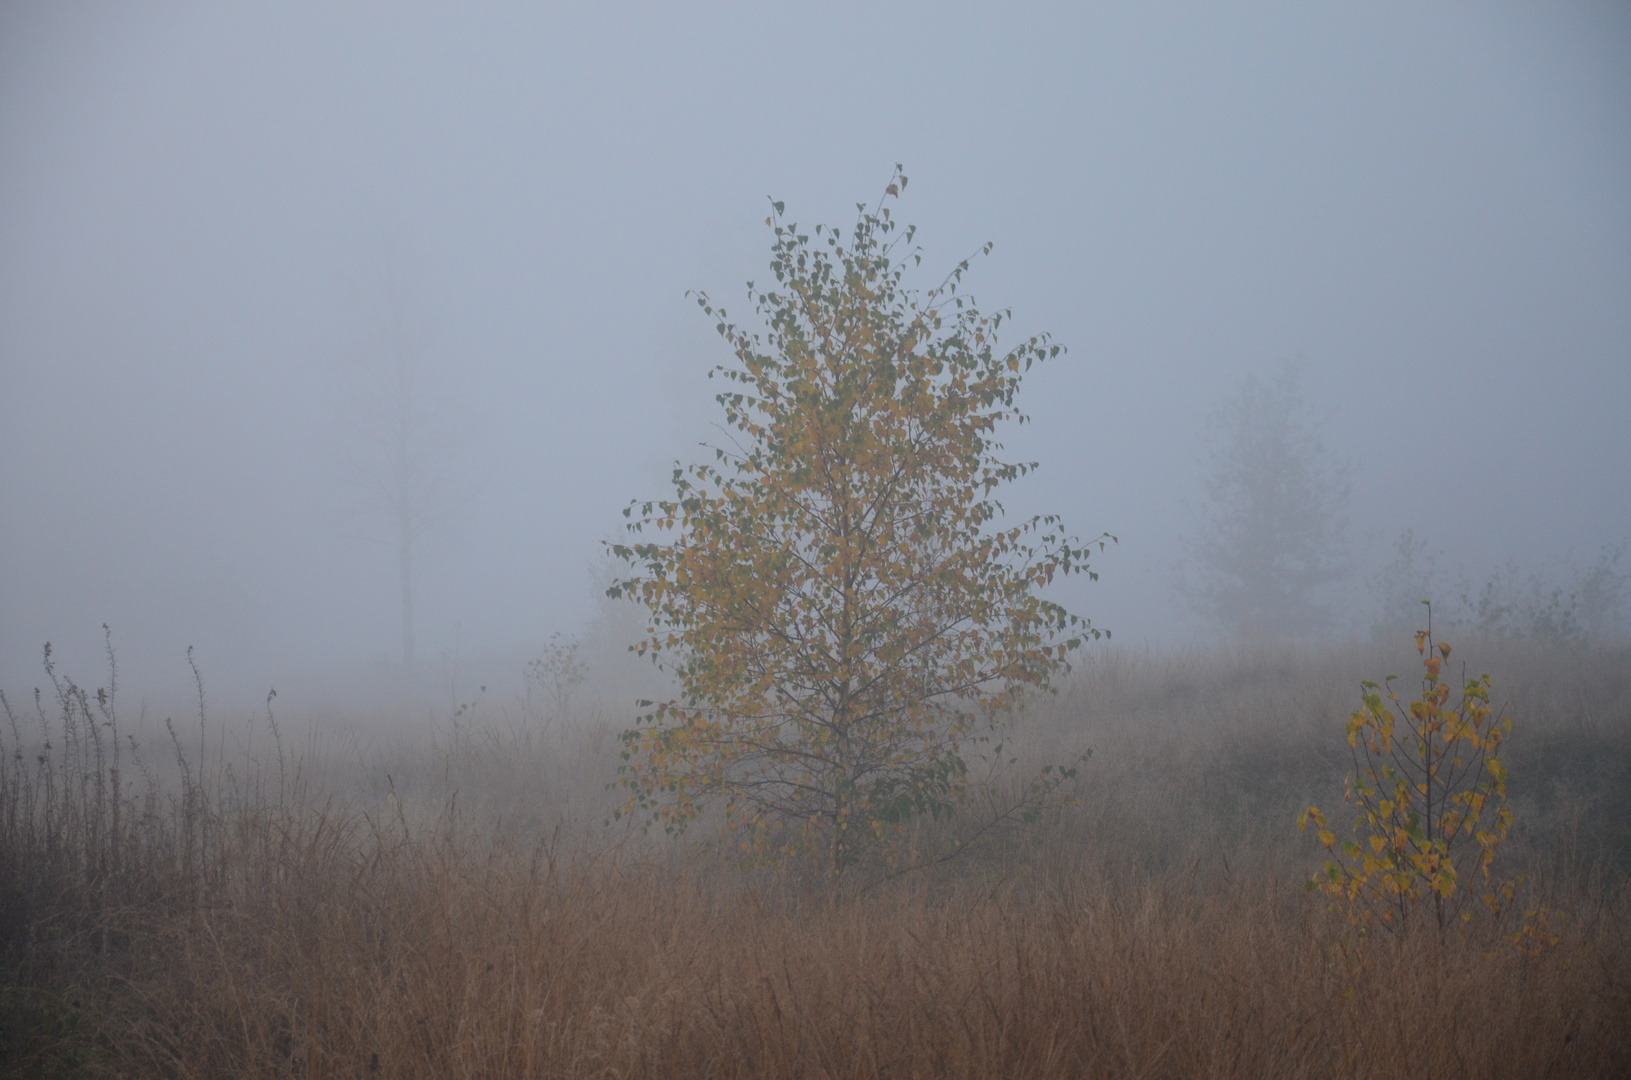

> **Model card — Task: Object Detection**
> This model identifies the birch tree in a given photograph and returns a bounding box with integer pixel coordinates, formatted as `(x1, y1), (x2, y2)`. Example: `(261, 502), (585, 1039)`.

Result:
(610, 170), (1108, 876)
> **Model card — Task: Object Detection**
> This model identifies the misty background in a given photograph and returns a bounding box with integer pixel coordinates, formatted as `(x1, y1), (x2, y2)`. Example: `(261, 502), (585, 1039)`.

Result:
(2, 3), (1628, 711)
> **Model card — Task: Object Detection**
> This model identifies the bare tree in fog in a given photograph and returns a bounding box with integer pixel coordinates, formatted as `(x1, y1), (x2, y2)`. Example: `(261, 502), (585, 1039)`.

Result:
(1370, 528), (1442, 636)
(1452, 544), (1628, 646)
(1371, 530), (1628, 645)
(329, 258), (473, 676)
(1178, 360), (1349, 641)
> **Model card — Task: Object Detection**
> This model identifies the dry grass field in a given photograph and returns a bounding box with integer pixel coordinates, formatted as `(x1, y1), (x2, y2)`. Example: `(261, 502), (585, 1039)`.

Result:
(3, 637), (1628, 1078)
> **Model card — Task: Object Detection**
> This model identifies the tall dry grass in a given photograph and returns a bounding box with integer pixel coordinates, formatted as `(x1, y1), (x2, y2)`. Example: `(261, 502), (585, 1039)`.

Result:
(75, 831), (1627, 1079)
(2, 636), (1628, 1077)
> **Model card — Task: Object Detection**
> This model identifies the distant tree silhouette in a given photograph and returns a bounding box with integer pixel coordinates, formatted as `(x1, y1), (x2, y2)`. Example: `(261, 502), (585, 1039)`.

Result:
(1178, 360), (1349, 640)
(1370, 528), (1441, 637)
(329, 252), (473, 676)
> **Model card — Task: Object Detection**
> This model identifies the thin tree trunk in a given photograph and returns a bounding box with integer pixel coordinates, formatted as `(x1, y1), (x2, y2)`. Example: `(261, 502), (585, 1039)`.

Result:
(399, 520), (415, 675)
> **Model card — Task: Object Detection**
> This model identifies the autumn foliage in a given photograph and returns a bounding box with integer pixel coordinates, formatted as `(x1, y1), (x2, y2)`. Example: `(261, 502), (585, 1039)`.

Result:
(609, 169), (1107, 875)
(1301, 609), (1517, 932)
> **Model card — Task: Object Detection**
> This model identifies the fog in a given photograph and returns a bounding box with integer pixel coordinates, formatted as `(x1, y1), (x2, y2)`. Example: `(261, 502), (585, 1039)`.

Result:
(3, 3), (1628, 707)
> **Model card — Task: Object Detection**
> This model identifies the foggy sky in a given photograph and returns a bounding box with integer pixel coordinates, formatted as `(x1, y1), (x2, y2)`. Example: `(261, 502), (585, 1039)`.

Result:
(3, 3), (1628, 704)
